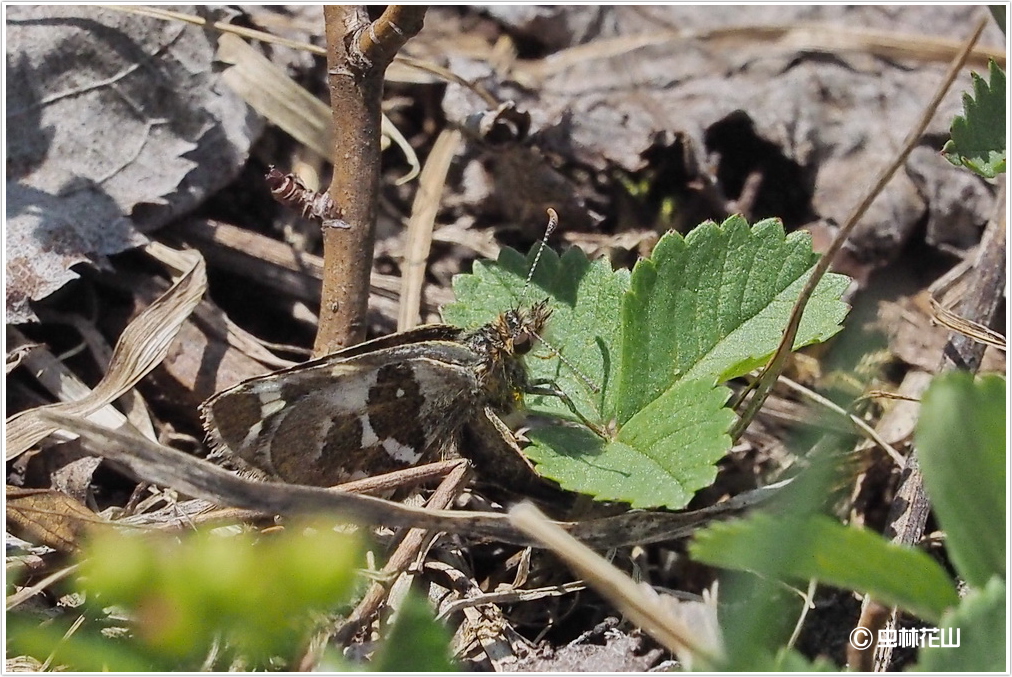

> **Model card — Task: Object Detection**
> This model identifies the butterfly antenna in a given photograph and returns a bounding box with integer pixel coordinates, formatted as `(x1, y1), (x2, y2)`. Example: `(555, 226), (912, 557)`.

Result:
(520, 208), (559, 303)
(530, 329), (602, 394)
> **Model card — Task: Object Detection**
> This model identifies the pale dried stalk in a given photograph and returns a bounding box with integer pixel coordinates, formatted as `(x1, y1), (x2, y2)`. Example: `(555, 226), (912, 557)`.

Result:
(929, 296), (1006, 351)
(509, 502), (721, 667)
(397, 128), (463, 330)
(731, 16), (989, 440)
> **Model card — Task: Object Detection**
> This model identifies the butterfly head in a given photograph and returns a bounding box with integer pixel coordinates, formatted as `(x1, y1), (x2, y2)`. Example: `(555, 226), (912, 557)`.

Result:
(497, 299), (552, 357)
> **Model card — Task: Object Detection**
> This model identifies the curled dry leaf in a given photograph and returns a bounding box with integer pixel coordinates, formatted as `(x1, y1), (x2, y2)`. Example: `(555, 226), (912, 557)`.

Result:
(5, 249), (207, 460)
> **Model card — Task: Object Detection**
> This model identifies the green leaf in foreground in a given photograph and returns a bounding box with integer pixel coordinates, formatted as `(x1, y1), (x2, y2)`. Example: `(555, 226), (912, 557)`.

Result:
(915, 576), (1006, 672)
(371, 593), (457, 672)
(8, 619), (161, 672)
(942, 59), (1006, 178)
(447, 216), (849, 509)
(74, 521), (362, 669)
(690, 513), (959, 623)
(915, 371), (1005, 587)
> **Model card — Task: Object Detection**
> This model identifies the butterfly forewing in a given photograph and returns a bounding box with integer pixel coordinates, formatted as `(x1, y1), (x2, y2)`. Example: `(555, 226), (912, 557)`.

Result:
(201, 341), (482, 486)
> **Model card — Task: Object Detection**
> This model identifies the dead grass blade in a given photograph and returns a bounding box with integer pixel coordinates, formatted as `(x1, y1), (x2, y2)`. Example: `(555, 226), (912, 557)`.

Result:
(8, 327), (133, 436)
(5, 248), (206, 459)
(216, 32), (330, 160)
(397, 128), (463, 330)
(929, 296), (1006, 351)
(6, 563), (81, 611)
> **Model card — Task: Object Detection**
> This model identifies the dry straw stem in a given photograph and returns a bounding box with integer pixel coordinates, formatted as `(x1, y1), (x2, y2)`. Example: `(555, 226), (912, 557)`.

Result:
(6, 564), (81, 612)
(5, 247), (206, 459)
(929, 296), (1007, 351)
(509, 502), (721, 667)
(730, 15), (990, 441)
(174, 219), (453, 319)
(102, 5), (485, 99)
(513, 22), (1003, 87)
(35, 409), (783, 548)
(434, 580), (587, 622)
(777, 376), (906, 467)
(397, 128), (463, 330)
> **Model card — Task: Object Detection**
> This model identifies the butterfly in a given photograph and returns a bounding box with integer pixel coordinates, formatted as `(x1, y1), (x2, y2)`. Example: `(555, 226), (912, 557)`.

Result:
(200, 299), (577, 499)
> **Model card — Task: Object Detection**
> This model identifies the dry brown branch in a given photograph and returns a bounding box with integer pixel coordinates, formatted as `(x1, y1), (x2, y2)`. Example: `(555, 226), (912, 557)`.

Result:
(355, 6), (428, 69)
(326, 461), (471, 653)
(36, 410), (782, 549)
(316, 6), (427, 354)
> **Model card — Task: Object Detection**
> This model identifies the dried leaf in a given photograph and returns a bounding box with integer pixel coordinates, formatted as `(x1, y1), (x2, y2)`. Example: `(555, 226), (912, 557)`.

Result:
(5, 6), (257, 323)
(6, 487), (102, 553)
(448, 7), (1001, 253)
(5, 249), (207, 459)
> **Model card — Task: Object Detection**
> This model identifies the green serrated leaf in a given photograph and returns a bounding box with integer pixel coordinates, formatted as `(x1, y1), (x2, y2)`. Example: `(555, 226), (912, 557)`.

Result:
(447, 217), (849, 509)
(943, 59), (1006, 178)
(915, 372), (1005, 587)
(915, 576), (1005, 672)
(526, 379), (734, 508)
(614, 216), (849, 423)
(691, 513), (959, 623)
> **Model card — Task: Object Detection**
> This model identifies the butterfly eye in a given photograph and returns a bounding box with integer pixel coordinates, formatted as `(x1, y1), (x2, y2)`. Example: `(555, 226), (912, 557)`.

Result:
(513, 330), (534, 354)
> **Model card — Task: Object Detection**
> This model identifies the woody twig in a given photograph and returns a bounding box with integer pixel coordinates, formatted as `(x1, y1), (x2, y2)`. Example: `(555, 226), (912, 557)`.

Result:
(316, 6), (427, 355)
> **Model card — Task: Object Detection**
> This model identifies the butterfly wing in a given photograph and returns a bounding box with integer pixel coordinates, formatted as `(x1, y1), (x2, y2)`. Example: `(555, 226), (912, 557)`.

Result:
(201, 337), (480, 486)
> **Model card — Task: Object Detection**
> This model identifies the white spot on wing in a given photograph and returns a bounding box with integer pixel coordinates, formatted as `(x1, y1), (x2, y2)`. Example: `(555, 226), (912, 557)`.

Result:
(256, 388), (284, 403)
(395, 388), (405, 398)
(383, 438), (422, 464)
(260, 398), (287, 417)
(360, 415), (379, 447)
(241, 421), (264, 449)
(321, 370), (378, 411)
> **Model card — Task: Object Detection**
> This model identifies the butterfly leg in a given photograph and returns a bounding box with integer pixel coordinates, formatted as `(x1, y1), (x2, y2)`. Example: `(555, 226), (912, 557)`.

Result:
(525, 379), (608, 438)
